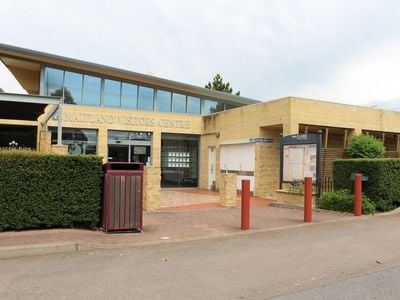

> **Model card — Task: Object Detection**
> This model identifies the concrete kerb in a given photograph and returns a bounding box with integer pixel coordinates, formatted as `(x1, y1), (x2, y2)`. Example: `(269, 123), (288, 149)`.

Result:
(1, 208), (399, 260)
(0, 242), (94, 260)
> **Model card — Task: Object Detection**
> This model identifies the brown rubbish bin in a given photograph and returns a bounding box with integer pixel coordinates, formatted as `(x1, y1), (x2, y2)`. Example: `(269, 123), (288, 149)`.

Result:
(102, 162), (144, 232)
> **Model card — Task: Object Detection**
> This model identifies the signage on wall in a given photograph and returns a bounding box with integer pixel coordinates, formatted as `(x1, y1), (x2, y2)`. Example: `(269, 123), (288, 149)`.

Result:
(53, 112), (191, 129)
(249, 137), (273, 143)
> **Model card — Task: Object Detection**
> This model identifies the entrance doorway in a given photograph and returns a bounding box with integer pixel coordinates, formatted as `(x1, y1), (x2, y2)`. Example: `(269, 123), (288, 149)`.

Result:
(107, 130), (152, 164)
(208, 147), (216, 189)
(161, 134), (199, 188)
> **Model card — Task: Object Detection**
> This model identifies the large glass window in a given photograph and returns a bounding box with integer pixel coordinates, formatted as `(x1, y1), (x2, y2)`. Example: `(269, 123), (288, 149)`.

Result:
(0, 125), (37, 149)
(161, 134), (199, 188)
(50, 127), (97, 155)
(138, 86), (154, 111)
(43, 68), (64, 97)
(121, 82), (138, 109)
(103, 79), (121, 107)
(157, 90), (171, 112)
(64, 71), (83, 104)
(41, 67), (239, 115)
(82, 75), (101, 106)
(224, 103), (237, 110)
(187, 96), (201, 115)
(203, 99), (224, 114)
(172, 93), (186, 113)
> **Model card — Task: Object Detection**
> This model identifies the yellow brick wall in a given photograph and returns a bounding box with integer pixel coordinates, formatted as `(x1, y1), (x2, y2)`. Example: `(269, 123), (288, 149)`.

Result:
(143, 166), (161, 211)
(219, 173), (237, 207)
(254, 130), (281, 197)
(200, 96), (400, 198)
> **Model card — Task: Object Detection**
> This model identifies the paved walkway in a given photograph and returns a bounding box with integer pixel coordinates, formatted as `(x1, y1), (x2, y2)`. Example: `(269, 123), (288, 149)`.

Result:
(0, 204), (352, 254)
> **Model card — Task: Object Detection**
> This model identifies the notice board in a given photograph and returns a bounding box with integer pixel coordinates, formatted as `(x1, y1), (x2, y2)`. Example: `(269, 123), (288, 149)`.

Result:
(280, 134), (321, 188)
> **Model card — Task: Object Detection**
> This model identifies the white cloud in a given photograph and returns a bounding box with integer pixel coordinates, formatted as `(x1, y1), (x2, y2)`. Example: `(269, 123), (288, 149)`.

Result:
(293, 38), (400, 105)
(1, 0), (400, 106)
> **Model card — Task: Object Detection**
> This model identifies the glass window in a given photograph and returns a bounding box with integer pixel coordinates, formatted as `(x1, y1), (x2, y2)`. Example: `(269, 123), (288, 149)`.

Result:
(64, 71), (82, 104)
(157, 90), (171, 112)
(50, 127), (97, 155)
(82, 75), (101, 106)
(121, 83), (138, 109)
(103, 79), (121, 108)
(203, 99), (224, 114)
(138, 86), (154, 111)
(187, 96), (201, 114)
(44, 68), (64, 97)
(172, 93), (186, 113)
(224, 103), (237, 110)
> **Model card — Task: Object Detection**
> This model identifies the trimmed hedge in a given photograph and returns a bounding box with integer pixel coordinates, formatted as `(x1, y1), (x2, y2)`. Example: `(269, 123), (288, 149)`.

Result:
(0, 151), (103, 230)
(333, 158), (400, 211)
(318, 190), (376, 214)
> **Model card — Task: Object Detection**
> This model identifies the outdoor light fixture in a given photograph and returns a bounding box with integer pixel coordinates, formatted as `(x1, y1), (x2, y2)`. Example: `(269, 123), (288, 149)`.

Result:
(9, 140), (18, 147)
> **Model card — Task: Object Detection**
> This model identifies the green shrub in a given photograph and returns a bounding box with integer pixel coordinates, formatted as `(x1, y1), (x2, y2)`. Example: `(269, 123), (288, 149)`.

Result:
(318, 190), (376, 214)
(0, 151), (103, 230)
(346, 134), (385, 158)
(333, 158), (400, 211)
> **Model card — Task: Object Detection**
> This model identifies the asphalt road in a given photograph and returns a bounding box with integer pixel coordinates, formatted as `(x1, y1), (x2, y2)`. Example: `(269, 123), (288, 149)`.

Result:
(1, 214), (400, 299)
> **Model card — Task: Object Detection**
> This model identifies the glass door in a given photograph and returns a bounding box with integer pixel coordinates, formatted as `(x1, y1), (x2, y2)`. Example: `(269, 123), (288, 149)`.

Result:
(107, 130), (152, 164)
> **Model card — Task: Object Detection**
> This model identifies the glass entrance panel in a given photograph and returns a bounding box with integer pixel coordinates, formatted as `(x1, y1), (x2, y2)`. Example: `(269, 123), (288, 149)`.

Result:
(108, 145), (129, 162)
(161, 134), (199, 188)
(108, 130), (152, 164)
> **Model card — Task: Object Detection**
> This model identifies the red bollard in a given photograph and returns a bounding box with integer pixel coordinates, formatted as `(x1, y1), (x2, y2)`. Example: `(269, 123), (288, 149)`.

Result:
(304, 177), (313, 223)
(354, 174), (362, 216)
(241, 180), (250, 230)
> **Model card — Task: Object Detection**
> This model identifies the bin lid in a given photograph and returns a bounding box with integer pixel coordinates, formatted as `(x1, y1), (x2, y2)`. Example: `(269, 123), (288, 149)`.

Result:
(103, 162), (144, 172)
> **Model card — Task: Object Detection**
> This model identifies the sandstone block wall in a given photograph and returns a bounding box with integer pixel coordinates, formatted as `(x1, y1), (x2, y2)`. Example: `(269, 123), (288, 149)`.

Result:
(219, 173), (237, 207)
(143, 166), (161, 211)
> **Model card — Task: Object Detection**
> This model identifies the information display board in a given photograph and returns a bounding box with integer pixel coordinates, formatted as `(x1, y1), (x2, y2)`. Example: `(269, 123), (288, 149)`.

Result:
(280, 134), (321, 188)
(282, 144), (317, 182)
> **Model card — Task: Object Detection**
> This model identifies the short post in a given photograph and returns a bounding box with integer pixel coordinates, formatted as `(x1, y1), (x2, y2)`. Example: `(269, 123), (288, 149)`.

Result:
(354, 174), (362, 216)
(304, 177), (313, 223)
(241, 180), (250, 230)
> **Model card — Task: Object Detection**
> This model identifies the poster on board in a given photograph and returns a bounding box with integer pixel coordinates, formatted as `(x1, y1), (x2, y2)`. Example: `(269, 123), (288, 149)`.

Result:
(282, 144), (317, 182)
(280, 134), (321, 187)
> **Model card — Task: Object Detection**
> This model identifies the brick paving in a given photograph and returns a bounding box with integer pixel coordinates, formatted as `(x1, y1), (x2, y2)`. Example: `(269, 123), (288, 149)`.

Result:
(0, 193), (351, 250)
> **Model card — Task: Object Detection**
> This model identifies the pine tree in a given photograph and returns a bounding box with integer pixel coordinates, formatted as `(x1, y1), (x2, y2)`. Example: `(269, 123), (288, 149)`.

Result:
(205, 73), (240, 96)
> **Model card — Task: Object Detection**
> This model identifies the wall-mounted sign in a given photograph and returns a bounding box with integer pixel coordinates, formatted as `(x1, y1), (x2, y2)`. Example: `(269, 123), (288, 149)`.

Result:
(249, 137), (273, 143)
(53, 111), (191, 129)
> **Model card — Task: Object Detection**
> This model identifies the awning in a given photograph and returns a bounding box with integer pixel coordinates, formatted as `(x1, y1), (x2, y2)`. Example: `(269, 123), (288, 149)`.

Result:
(0, 93), (63, 144)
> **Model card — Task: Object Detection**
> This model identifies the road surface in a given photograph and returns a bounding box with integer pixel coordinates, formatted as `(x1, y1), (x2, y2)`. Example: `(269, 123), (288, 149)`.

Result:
(1, 214), (400, 299)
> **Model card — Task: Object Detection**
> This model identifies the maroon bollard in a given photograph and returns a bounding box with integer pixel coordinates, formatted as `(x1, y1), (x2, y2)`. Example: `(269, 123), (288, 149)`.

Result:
(354, 174), (362, 216)
(241, 180), (250, 230)
(304, 177), (313, 223)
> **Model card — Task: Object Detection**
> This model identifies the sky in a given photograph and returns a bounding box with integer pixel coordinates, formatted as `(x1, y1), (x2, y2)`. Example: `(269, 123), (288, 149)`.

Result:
(1, 0), (400, 109)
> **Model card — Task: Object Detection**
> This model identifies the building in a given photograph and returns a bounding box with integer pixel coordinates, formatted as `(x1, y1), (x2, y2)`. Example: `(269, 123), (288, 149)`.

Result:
(1, 43), (400, 208)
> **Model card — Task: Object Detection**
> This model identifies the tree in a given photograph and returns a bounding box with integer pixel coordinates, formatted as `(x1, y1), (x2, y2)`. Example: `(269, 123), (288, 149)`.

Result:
(0, 87), (4, 93)
(205, 73), (240, 96)
(51, 87), (76, 104)
(346, 134), (385, 158)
